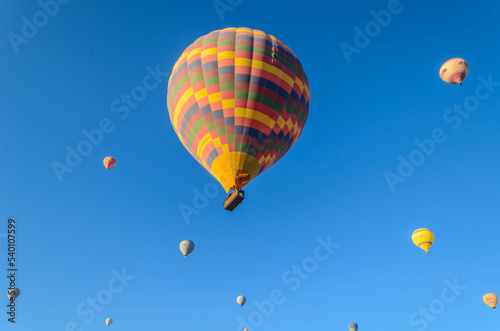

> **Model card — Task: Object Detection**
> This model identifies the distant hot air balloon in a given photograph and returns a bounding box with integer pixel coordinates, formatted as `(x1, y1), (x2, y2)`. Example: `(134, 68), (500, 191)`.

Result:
(7, 288), (20, 301)
(105, 318), (113, 326)
(440, 58), (468, 86)
(244, 329), (248, 331)
(166, 27), (310, 211)
(179, 240), (195, 258)
(237, 295), (246, 307)
(348, 322), (358, 331)
(103, 157), (116, 170)
(412, 228), (434, 253)
(483, 293), (498, 310)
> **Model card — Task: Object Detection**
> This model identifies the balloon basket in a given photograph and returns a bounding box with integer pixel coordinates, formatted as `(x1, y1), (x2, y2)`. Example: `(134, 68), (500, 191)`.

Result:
(224, 189), (245, 211)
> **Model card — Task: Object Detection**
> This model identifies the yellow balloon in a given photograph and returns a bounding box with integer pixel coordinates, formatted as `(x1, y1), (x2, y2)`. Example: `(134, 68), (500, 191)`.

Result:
(412, 228), (434, 253)
(483, 293), (498, 310)
(439, 58), (468, 85)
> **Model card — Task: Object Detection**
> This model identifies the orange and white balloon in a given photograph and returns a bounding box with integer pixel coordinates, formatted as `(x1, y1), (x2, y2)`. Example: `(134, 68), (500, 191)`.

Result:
(103, 157), (116, 170)
(439, 58), (468, 85)
(483, 293), (498, 310)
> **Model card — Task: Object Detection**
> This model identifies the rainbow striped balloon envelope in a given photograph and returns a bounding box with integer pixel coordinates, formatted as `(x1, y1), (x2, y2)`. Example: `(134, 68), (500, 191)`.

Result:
(167, 27), (310, 192)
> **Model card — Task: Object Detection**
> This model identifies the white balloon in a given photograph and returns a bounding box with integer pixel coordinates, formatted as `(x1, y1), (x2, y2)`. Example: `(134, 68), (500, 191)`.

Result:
(237, 295), (246, 307)
(7, 288), (20, 300)
(180, 240), (195, 258)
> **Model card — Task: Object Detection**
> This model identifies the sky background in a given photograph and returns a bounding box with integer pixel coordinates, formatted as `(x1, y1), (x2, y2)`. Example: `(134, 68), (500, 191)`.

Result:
(1, 0), (500, 330)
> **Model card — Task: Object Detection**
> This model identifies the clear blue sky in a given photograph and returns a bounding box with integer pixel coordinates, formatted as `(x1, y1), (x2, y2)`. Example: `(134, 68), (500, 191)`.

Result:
(1, 0), (500, 329)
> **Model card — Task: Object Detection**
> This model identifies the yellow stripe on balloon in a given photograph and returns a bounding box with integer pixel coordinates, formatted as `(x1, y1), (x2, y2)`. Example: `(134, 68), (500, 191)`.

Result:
(195, 88), (208, 100)
(251, 59), (265, 71)
(221, 99), (234, 109)
(243, 108), (275, 127)
(238, 27), (253, 33)
(197, 133), (212, 159)
(235, 58), (252, 67)
(294, 75), (304, 92)
(235, 108), (246, 117)
(201, 47), (217, 58)
(218, 51), (235, 60)
(276, 116), (286, 129)
(173, 87), (195, 130)
(208, 92), (222, 104)
(187, 47), (202, 59)
(262, 62), (294, 89)
(254, 31), (270, 42)
(304, 84), (311, 99)
(213, 137), (221, 147)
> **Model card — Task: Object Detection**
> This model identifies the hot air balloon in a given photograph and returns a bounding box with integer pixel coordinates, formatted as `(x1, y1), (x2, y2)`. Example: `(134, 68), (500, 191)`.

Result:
(105, 318), (113, 326)
(439, 58), (468, 86)
(348, 322), (358, 331)
(412, 228), (434, 253)
(237, 295), (246, 307)
(166, 27), (310, 211)
(7, 288), (20, 301)
(483, 293), (498, 310)
(179, 240), (195, 258)
(103, 157), (116, 170)
(244, 329), (248, 331)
